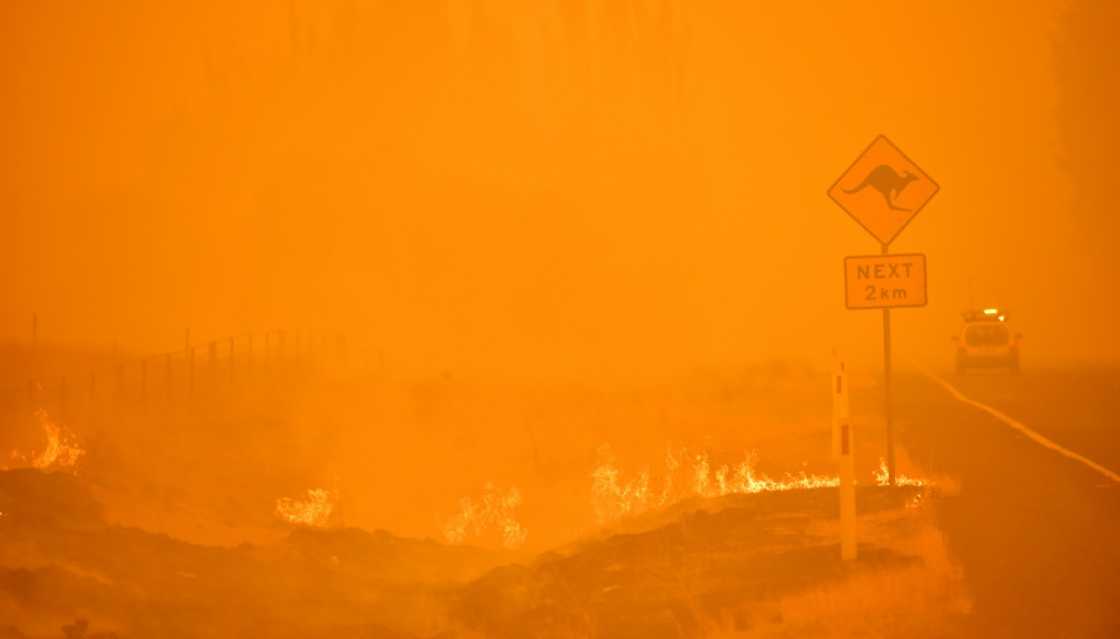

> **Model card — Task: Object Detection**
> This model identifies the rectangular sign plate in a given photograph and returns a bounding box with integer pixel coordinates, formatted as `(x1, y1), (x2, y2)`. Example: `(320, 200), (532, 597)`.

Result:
(844, 253), (928, 309)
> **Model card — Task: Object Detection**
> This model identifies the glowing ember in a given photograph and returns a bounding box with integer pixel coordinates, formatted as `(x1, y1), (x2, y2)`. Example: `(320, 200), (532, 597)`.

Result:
(443, 483), (527, 549)
(275, 488), (336, 527)
(874, 458), (927, 487)
(6, 409), (85, 473)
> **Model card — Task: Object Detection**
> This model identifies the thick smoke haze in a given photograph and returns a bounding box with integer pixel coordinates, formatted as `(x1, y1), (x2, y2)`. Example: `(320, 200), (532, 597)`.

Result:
(1, 1), (1114, 376)
(2, 5), (1120, 637)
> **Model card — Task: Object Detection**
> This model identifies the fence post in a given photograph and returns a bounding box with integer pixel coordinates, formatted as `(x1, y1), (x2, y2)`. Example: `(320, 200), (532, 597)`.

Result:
(116, 362), (124, 405)
(30, 312), (38, 387)
(166, 353), (174, 403)
(140, 359), (148, 405)
(188, 347), (196, 397)
(58, 376), (68, 419)
(208, 342), (217, 392)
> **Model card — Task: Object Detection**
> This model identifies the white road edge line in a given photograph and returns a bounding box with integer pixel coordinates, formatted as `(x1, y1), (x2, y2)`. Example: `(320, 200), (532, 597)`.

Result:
(921, 368), (1120, 484)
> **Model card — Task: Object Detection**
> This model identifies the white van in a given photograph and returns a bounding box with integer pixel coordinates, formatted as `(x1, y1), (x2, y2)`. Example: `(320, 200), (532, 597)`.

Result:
(953, 308), (1022, 373)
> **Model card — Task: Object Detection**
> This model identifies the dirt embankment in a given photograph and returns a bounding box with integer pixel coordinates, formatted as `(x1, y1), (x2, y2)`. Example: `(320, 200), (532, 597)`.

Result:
(1, 467), (967, 638)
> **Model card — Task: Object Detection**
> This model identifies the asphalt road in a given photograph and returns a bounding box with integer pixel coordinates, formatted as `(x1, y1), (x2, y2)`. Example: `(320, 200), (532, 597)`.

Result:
(896, 367), (1120, 638)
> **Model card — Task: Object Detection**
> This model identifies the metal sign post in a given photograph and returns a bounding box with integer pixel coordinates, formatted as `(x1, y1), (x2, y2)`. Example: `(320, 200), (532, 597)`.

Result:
(841, 250), (928, 483)
(881, 243), (895, 486)
(829, 135), (939, 486)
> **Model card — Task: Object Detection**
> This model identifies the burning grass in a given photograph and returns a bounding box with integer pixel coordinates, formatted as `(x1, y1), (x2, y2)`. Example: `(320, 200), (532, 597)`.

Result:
(0, 363), (952, 636)
(0, 448), (955, 638)
(874, 458), (927, 487)
(437, 444), (933, 552)
(4, 410), (85, 473)
(274, 488), (336, 527)
(592, 446), (928, 526)
(450, 484), (965, 638)
(443, 483), (527, 549)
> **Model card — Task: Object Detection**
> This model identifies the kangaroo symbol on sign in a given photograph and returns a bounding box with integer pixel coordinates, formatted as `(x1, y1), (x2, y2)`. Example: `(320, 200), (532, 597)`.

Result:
(843, 165), (917, 212)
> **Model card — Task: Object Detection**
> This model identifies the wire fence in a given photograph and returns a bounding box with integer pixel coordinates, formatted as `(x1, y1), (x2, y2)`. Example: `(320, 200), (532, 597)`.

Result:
(4, 324), (350, 425)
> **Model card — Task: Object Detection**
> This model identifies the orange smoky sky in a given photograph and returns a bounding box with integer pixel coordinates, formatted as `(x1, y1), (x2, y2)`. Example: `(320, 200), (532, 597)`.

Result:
(1, 1), (1115, 377)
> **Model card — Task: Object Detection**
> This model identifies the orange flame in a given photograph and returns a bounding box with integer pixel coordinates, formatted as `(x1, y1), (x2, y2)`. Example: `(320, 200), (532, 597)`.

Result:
(443, 483), (527, 549)
(275, 488), (336, 527)
(593, 447), (843, 525)
(6, 409), (85, 473)
(592, 446), (675, 524)
(874, 458), (927, 487)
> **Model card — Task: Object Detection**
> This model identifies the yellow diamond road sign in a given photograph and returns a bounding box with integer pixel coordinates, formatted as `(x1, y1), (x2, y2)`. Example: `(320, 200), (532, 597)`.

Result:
(829, 135), (939, 246)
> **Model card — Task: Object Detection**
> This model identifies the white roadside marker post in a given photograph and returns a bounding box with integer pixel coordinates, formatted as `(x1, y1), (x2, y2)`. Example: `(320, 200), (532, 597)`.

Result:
(833, 353), (858, 560)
